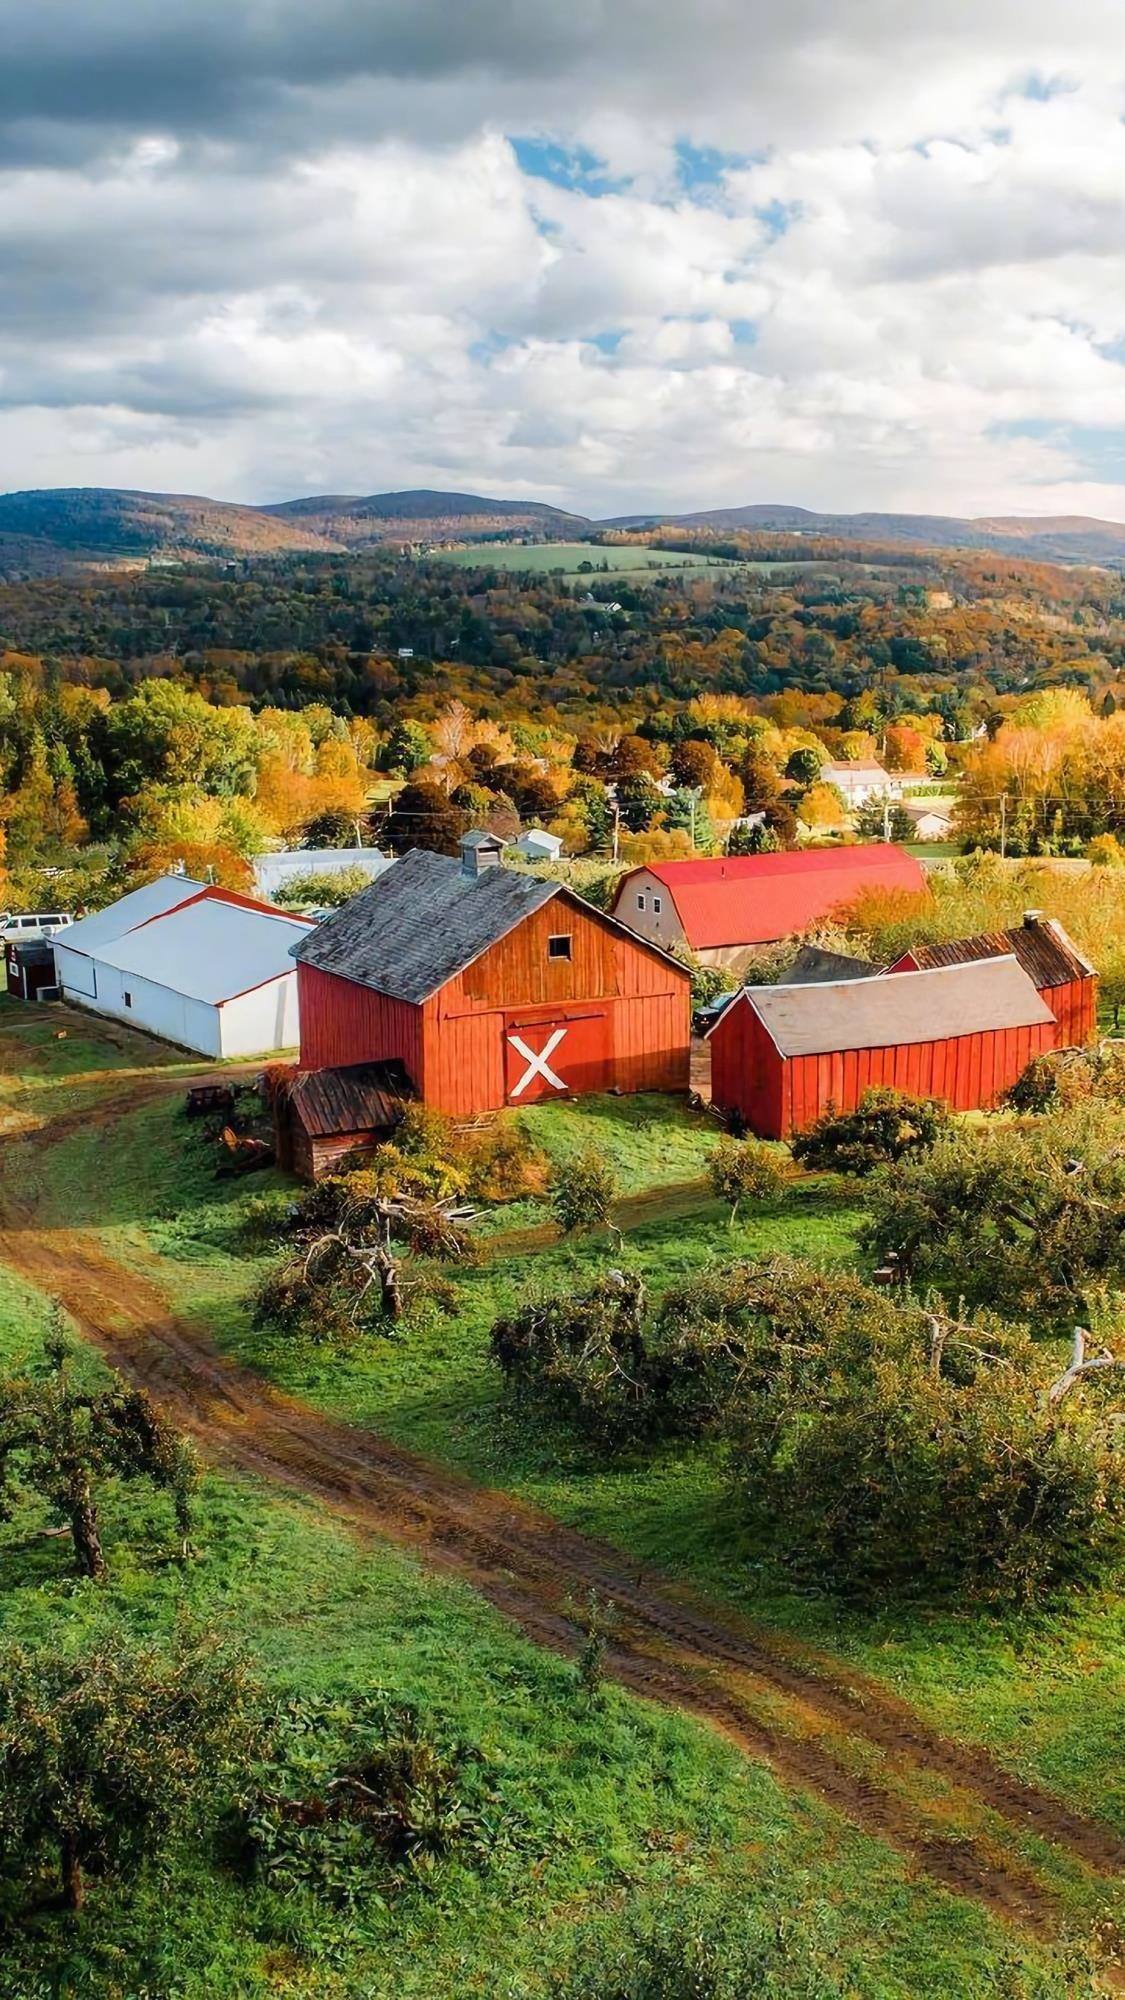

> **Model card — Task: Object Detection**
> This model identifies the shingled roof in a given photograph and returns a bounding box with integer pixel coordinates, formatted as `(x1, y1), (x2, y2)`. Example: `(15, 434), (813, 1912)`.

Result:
(896, 915), (1094, 989)
(291, 847), (563, 1003)
(712, 957), (1054, 1057)
(781, 945), (878, 985)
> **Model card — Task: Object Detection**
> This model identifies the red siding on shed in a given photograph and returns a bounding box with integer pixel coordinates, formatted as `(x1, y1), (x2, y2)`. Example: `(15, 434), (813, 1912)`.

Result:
(297, 963), (424, 1083)
(297, 888), (690, 1117)
(709, 997), (1058, 1139)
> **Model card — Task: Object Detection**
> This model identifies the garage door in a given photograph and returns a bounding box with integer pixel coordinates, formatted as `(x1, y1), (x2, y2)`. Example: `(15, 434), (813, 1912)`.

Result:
(503, 1010), (610, 1104)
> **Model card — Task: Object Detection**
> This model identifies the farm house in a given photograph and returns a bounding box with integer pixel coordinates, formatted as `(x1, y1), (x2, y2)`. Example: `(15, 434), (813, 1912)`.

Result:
(611, 845), (927, 975)
(887, 912), (1097, 1047)
(53, 876), (312, 1056)
(707, 958), (1057, 1139)
(292, 837), (692, 1116)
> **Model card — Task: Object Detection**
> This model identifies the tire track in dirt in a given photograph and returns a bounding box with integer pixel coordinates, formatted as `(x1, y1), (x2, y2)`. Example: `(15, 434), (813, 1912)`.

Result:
(1, 1204), (1122, 1943)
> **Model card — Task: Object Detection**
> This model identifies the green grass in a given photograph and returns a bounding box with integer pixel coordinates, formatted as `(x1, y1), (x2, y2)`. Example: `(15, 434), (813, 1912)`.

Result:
(431, 542), (742, 578)
(2, 1009), (1124, 1995)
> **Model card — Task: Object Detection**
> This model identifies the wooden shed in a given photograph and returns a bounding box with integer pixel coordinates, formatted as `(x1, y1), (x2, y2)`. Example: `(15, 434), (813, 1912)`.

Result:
(886, 912), (1097, 1047)
(707, 958), (1057, 1139)
(291, 839), (692, 1117)
(272, 1060), (410, 1180)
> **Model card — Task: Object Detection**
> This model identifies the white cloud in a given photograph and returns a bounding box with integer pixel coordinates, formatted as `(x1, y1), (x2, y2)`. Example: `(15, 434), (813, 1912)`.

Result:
(1, 5), (1124, 516)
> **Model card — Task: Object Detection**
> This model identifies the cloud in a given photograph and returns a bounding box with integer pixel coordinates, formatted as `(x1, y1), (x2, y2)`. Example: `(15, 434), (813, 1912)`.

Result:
(0, 2), (1124, 515)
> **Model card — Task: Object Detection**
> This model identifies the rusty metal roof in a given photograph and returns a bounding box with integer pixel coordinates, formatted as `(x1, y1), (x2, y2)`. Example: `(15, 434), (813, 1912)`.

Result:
(897, 916), (1095, 989)
(281, 1060), (411, 1138)
(727, 956), (1054, 1058)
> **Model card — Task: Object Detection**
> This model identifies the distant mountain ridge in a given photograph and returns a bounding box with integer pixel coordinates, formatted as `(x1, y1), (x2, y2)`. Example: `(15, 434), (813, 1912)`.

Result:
(0, 484), (1123, 578)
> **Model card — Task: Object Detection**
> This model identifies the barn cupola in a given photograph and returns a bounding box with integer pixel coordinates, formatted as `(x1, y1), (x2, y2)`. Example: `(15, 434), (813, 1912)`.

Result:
(459, 830), (507, 879)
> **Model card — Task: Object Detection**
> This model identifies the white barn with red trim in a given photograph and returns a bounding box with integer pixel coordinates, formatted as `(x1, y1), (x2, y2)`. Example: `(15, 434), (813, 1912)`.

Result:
(53, 876), (312, 1057)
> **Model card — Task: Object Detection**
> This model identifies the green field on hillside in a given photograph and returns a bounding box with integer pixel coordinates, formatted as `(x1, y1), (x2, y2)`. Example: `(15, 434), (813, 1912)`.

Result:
(429, 542), (845, 580)
(1, 1003), (1122, 1998)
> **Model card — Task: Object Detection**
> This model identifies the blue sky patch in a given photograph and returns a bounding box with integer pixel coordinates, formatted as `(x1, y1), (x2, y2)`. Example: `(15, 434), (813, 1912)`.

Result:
(510, 136), (628, 196)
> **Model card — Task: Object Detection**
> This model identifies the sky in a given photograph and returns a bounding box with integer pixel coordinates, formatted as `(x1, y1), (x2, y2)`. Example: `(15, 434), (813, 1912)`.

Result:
(2, 0), (1125, 520)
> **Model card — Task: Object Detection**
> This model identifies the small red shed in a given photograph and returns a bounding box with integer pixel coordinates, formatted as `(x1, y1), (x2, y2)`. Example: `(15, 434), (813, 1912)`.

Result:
(707, 958), (1057, 1139)
(292, 841), (692, 1117)
(611, 845), (928, 975)
(886, 912), (1097, 1048)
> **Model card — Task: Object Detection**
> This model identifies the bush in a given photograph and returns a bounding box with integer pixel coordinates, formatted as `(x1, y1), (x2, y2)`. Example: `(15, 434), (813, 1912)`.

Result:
(238, 1693), (508, 1906)
(491, 1273), (650, 1449)
(861, 1105), (1125, 1329)
(1009, 1044), (1125, 1114)
(707, 1136), (790, 1221)
(552, 1148), (619, 1238)
(721, 1260), (1125, 1602)
(790, 1088), (951, 1176)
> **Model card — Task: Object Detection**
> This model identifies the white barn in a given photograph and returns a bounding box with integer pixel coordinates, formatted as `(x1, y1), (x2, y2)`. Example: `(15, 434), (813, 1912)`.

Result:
(53, 877), (311, 1057)
(253, 848), (392, 899)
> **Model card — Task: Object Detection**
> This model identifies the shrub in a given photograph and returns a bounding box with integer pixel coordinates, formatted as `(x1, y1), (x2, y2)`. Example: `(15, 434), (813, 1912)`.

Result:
(552, 1148), (619, 1239)
(790, 1087), (951, 1176)
(238, 1693), (508, 1906)
(1009, 1044), (1125, 1113)
(707, 1137), (790, 1222)
(490, 1273), (651, 1448)
(861, 1105), (1125, 1329)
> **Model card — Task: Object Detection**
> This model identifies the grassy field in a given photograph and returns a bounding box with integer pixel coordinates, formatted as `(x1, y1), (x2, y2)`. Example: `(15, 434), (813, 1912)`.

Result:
(430, 542), (847, 581)
(1, 1003), (1123, 1996)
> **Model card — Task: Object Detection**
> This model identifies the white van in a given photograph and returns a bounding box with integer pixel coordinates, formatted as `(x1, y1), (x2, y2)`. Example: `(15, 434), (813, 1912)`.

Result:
(0, 912), (72, 942)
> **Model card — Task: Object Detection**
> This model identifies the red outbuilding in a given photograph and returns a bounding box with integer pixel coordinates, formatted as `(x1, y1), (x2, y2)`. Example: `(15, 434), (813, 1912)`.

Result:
(706, 957), (1057, 1139)
(886, 912), (1097, 1047)
(292, 839), (692, 1117)
(610, 844), (927, 976)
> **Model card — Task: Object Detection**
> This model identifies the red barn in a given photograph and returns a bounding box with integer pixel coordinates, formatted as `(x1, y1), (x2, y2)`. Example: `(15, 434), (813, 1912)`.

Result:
(611, 845), (927, 976)
(292, 842), (692, 1117)
(707, 958), (1057, 1139)
(886, 912), (1097, 1047)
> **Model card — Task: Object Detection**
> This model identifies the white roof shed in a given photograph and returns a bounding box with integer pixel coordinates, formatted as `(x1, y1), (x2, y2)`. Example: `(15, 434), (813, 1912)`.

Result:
(53, 879), (312, 1057)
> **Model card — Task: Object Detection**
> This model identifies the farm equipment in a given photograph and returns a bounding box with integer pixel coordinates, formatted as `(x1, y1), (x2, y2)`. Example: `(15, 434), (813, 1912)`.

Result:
(216, 1125), (275, 1176)
(186, 1082), (236, 1120)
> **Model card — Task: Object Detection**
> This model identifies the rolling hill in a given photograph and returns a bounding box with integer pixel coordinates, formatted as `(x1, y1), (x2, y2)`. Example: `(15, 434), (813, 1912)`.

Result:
(1, 485), (1124, 576)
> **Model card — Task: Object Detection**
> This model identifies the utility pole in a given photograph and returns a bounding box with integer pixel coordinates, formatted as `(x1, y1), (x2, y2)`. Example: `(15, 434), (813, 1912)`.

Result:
(882, 794), (891, 842)
(1000, 793), (1008, 859)
(612, 803), (620, 863)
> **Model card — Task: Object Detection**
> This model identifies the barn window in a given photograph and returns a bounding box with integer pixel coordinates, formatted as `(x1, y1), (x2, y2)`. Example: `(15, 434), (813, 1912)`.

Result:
(547, 934), (572, 961)
(636, 893), (646, 910)
(653, 896), (662, 914)
(123, 990), (132, 1008)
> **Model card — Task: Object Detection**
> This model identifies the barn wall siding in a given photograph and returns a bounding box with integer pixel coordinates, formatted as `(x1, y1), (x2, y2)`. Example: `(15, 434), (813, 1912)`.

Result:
(711, 1010), (1058, 1139)
(297, 964), (424, 1083)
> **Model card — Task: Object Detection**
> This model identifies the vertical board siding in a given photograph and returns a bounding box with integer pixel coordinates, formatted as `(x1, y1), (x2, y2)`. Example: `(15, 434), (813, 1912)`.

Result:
(297, 964), (424, 1083)
(711, 1010), (1059, 1140)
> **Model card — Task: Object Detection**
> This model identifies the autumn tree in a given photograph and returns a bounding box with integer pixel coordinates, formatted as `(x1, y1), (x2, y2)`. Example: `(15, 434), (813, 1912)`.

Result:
(382, 780), (468, 855)
(708, 1137), (790, 1223)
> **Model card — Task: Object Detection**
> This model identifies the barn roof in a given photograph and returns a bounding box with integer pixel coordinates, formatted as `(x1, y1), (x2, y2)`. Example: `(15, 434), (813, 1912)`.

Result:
(94, 894), (312, 1005)
(57, 874), (206, 952)
(622, 845), (927, 949)
(293, 848), (690, 1004)
(782, 945), (878, 985)
(892, 916), (1095, 989)
(291, 847), (562, 1002)
(280, 1060), (411, 1138)
(715, 957), (1054, 1057)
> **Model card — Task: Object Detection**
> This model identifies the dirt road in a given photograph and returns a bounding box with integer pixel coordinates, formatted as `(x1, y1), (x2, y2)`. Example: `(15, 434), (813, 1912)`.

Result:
(1, 1055), (1122, 1946)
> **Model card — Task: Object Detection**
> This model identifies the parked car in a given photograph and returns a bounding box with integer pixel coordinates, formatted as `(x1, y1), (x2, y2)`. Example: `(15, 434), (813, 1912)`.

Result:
(0, 912), (72, 942)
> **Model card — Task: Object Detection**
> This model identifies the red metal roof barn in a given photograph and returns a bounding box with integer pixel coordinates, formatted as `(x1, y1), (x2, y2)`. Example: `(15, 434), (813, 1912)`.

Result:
(886, 913), (1097, 1047)
(707, 958), (1057, 1139)
(611, 845), (927, 974)
(292, 841), (692, 1117)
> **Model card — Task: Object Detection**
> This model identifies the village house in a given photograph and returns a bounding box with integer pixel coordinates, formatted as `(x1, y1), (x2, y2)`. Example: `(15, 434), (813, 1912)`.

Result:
(610, 845), (927, 975)
(291, 835), (692, 1117)
(900, 801), (955, 842)
(886, 912), (1097, 1048)
(53, 875), (311, 1057)
(707, 958), (1057, 1139)
(819, 760), (903, 807)
(512, 827), (563, 863)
